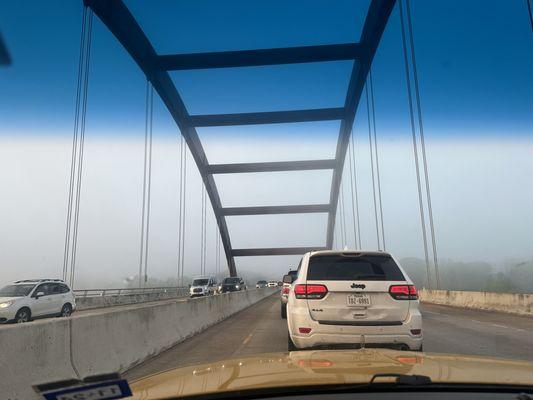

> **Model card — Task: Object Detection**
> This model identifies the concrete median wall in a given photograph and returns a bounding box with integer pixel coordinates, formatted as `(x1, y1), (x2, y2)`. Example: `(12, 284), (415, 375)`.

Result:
(419, 289), (533, 316)
(75, 291), (187, 310)
(0, 288), (277, 400)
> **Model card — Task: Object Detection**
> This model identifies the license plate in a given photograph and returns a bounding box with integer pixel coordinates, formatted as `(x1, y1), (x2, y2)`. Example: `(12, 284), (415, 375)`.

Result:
(347, 294), (371, 307)
(42, 380), (132, 400)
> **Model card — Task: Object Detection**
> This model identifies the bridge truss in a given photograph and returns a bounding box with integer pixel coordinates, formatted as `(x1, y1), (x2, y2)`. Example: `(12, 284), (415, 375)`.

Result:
(85, 0), (396, 276)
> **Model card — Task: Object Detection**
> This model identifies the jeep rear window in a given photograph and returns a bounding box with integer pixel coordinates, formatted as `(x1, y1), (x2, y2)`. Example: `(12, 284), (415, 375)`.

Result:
(307, 254), (405, 281)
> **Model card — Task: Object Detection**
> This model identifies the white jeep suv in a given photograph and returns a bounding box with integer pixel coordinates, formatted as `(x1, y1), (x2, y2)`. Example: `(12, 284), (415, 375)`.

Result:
(286, 250), (422, 351)
(0, 279), (76, 323)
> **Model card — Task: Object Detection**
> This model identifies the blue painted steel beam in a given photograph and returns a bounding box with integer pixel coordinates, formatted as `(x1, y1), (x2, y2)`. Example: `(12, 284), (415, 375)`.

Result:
(158, 43), (362, 70)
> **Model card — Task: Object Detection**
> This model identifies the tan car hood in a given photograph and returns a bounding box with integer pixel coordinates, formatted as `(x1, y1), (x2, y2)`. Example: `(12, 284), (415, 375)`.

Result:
(131, 349), (533, 399)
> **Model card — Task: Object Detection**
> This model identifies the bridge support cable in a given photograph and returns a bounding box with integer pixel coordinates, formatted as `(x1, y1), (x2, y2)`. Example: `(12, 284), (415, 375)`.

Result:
(348, 132), (362, 249)
(404, 0), (440, 288)
(527, 0), (533, 32)
(138, 81), (154, 288)
(399, 0), (432, 289)
(176, 136), (186, 285)
(339, 181), (347, 248)
(179, 145), (188, 284)
(368, 70), (387, 250)
(200, 183), (206, 275)
(63, 6), (93, 287)
(365, 84), (382, 251)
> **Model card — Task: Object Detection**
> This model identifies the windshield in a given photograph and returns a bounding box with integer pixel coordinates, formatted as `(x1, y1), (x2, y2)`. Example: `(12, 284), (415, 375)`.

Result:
(307, 255), (405, 281)
(1, 1), (533, 398)
(0, 284), (35, 297)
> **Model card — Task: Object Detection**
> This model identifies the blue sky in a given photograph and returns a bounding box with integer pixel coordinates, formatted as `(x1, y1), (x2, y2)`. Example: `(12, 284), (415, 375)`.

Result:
(0, 0), (531, 139)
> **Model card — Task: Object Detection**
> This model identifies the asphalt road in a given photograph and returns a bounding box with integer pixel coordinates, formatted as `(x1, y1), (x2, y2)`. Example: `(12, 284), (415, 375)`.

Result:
(125, 294), (533, 381)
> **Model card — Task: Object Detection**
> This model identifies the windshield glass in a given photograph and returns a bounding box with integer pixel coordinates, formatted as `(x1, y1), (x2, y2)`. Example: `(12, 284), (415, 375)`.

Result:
(307, 255), (405, 281)
(1, 1), (533, 398)
(0, 284), (35, 297)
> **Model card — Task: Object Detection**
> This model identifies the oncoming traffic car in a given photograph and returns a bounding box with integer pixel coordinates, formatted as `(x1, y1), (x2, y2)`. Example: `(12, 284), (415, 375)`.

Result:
(0, 279), (76, 323)
(256, 280), (267, 288)
(267, 281), (278, 287)
(189, 276), (217, 297)
(286, 250), (422, 351)
(219, 277), (246, 293)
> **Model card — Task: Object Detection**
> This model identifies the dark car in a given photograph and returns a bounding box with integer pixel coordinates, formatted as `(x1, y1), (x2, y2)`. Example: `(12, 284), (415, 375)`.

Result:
(219, 277), (246, 293)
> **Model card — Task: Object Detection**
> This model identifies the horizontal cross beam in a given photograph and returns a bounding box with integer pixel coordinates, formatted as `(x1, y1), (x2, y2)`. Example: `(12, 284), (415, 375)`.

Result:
(208, 159), (336, 174)
(232, 247), (328, 257)
(158, 43), (362, 70)
(222, 204), (331, 216)
(188, 107), (345, 127)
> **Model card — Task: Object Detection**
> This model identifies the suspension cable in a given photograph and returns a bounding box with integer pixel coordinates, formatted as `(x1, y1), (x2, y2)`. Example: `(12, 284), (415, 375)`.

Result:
(368, 70), (386, 250)
(349, 132), (362, 249)
(68, 9), (93, 288)
(138, 81), (154, 287)
(339, 181), (347, 248)
(143, 84), (154, 284)
(405, 0), (440, 288)
(63, 6), (88, 282)
(527, 0), (533, 32)
(365, 84), (382, 250)
(201, 183), (207, 275)
(203, 187), (208, 274)
(180, 145), (188, 285)
(177, 137), (184, 283)
(399, 0), (432, 289)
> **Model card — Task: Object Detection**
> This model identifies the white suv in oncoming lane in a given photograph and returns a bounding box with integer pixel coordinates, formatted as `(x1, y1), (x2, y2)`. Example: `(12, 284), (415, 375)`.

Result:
(286, 250), (422, 351)
(0, 279), (76, 323)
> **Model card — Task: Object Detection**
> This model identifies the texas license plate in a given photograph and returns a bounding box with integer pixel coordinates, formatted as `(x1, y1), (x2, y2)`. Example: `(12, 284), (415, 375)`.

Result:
(347, 294), (371, 307)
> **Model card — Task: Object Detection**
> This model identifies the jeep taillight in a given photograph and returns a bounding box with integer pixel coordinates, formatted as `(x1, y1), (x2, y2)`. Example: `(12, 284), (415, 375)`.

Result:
(389, 285), (418, 300)
(294, 284), (328, 299)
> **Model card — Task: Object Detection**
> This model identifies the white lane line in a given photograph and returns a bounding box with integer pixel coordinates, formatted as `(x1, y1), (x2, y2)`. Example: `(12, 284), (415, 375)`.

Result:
(491, 324), (509, 329)
(242, 333), (253, 345)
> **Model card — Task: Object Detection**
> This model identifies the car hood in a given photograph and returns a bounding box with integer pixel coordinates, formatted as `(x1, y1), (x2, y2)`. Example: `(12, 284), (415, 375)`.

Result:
(130, 349), (533, 399)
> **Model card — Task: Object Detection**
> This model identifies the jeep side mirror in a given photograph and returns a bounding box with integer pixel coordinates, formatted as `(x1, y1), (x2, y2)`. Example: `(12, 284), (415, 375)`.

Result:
(283, 275), (293, 284)
(34, 291), (45, 299)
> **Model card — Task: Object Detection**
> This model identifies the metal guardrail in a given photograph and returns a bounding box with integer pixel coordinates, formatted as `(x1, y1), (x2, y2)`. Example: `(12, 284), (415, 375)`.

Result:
(73, 286), (189, 298)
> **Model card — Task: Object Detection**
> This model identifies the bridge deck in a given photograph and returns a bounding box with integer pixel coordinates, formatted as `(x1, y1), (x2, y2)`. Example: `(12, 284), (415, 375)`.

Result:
(125, 295), (533, 382)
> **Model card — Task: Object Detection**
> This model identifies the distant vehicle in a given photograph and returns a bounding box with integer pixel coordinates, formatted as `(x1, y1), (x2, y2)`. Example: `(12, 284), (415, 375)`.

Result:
(219, 277), (246, 293)
(255, 280), (267, 288)
(280, 269), (299, 319)
(189, 276), (217, 298)
(286, 250), (422, 351)
(267, 281), (278, 287)
(0, 279), (76, 323)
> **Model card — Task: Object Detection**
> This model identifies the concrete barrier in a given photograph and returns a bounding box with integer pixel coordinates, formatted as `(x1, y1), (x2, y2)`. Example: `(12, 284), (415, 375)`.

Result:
(75, 291), (187, 310)
(0, 288), (277, 400)
(419, 289), (533, 316)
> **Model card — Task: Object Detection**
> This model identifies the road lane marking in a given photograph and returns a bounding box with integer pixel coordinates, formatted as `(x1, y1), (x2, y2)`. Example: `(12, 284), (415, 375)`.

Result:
(243, 333), (253, 345)
(491, 323), (509, 329)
